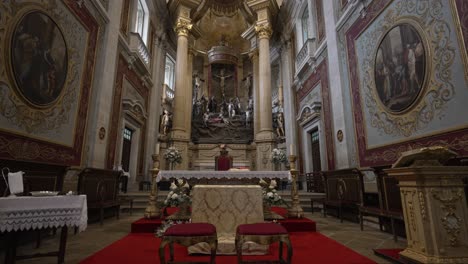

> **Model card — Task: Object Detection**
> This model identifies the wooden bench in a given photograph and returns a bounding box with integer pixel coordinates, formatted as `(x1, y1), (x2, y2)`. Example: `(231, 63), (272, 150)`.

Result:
(358, 166), (404, 241)
(77, 168), (122, 225)
(322, 168), (364, 222)
(305, 172), (326, 214)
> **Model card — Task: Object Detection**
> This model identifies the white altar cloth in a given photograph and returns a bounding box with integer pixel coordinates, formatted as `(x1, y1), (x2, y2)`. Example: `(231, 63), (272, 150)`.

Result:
(157, 170), (291, 182)
(189, 185), (267, 255)
(0, 195), (88, 233)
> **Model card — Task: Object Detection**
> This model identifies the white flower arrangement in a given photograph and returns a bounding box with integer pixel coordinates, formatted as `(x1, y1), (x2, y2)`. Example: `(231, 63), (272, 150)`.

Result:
(259, 179), (285, 206)
(164, 179), (191, 207)
(164, 146), (182, 165)
(270, 148), (288, 165)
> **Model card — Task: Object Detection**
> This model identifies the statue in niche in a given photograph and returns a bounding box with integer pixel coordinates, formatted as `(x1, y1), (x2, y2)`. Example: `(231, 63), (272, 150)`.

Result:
(161, 110), (172, 135)
(242, 73), (253, 97)
(213, 69), (232, 99)
(193, 71), (205, 103)
(275, 111), (285, 138)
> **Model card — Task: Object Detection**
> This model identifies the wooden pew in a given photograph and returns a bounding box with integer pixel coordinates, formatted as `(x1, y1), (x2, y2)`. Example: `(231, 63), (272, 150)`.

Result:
(380, 168), (404, 241)
(305, 172), (326, 214)
(77, 168), (122, 225)
(322, 168), (364, 223)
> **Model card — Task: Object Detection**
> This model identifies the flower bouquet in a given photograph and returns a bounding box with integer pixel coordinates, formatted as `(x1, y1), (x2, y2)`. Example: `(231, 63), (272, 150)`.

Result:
(164, 179), (191, 207)
(164, 179), (191, 220)
(270, 148), (288, 165)
(259, 179), (285, 206)
(259, 179), (287, 220)
(164, 146), (182, 169)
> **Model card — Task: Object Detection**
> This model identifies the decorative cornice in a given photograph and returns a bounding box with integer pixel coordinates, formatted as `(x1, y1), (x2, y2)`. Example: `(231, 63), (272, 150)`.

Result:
(174, 19), (192, 37)
(255, 24), (272, 39)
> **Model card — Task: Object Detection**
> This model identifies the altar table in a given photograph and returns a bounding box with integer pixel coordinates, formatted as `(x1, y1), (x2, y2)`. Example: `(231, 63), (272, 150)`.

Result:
(188, 185), (267, 255)
(0, 195), (88, 264)
(157, 170), (291, 184)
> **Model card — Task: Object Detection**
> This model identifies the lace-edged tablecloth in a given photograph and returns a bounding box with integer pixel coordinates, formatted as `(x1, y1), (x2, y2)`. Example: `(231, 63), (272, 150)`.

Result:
(0, 195), (88, 233)
(157, 170), (291, 183)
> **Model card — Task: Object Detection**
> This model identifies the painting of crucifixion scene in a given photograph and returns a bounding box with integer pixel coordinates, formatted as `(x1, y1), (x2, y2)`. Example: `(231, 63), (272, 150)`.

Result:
(374, 23), (426, 112)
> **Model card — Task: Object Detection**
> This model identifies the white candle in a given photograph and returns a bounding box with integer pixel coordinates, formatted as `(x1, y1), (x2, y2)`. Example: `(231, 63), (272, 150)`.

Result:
(289, 144), (294, 156)
(155, 143), (160, 155)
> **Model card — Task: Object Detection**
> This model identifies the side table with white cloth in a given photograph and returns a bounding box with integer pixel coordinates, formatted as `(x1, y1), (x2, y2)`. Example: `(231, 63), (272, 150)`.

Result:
(0, 195), (88, 264)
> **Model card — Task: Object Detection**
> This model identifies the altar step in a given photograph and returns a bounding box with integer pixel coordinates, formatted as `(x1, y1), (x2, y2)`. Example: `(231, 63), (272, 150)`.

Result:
(119, 190), (325, 214)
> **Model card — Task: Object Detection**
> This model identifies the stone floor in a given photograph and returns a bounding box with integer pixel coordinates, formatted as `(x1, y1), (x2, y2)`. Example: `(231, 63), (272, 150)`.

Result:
(3, 212), (407, 264)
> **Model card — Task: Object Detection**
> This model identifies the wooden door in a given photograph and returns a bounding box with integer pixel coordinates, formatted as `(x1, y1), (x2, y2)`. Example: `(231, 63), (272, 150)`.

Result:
(121, 127), (133, 172)
(310, 128), (321, 172)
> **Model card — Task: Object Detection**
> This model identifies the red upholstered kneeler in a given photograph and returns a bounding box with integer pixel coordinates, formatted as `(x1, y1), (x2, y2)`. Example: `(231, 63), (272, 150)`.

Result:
(159, 223), (218, 264)
(235, 223), (292, 264)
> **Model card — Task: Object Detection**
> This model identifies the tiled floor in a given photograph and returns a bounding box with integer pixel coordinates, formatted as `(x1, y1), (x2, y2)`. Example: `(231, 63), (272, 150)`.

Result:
(2, 212), (406, 264)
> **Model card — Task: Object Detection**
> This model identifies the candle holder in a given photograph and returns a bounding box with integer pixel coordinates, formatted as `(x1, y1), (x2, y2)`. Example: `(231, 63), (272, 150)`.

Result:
(144, 154), (161, 218)
(287, 155), (304, 218)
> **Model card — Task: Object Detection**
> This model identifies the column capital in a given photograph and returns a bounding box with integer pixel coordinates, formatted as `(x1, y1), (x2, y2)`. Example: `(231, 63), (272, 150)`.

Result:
(255, 24), (272, 39)
(174, 18), (192, 37)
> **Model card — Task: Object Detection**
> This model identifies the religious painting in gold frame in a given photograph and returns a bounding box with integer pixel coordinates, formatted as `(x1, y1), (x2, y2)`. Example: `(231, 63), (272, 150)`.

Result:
(373, 23), (426, 113)
(10, 10), (68, 107)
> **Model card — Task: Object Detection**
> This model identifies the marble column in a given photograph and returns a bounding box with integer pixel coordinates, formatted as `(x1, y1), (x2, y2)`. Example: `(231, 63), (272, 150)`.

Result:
(145, 34), (166, 178)
(250, 50), (260, 137)
(323, 0), (352, 168)
(257, 24), (273, 135)
(281, 39), (299, 159)
(85, 0), (123, 168)
(171, 17), (192, 169)
(255, 23), (275, 171)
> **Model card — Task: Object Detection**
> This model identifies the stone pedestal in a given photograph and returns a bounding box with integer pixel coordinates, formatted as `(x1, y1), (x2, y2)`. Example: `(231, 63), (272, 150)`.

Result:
(386, 148), (468, 263)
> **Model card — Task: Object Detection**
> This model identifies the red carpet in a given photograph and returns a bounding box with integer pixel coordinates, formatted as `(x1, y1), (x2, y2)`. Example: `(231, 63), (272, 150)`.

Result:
(81, 232), (376, 264)
(131, 207), (316, 233)
(373, 248), (405, 263)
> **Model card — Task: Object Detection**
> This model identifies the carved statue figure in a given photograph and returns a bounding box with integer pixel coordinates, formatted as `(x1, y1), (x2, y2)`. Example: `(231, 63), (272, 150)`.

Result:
(208, 96), (217, 113)
(213, 69), (232, 98)
(247, 97), (254, 111)
(234, 96), (241, 112)
(245, 108), (252, 127)
(228, 100), (235, 118)
(193, 71), (205, 103)
(276, 111), (285, 138)
(242, 73), (253, 97)
(161, 110), (172, 135)
(203, 111), (210, 127)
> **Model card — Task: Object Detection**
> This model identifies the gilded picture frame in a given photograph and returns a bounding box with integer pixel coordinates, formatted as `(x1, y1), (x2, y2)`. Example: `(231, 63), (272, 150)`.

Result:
(10, 10), (68, 107)
(373, 22), (428, 114)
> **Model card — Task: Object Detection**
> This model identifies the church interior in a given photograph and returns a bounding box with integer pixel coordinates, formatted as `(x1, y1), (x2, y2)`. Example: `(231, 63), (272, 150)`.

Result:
(1, 0), (468, 263)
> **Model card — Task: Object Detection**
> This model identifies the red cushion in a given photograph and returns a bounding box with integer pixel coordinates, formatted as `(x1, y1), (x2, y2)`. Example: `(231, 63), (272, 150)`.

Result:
(164, 223), (216, 237)
(237, 223), (288, 235)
